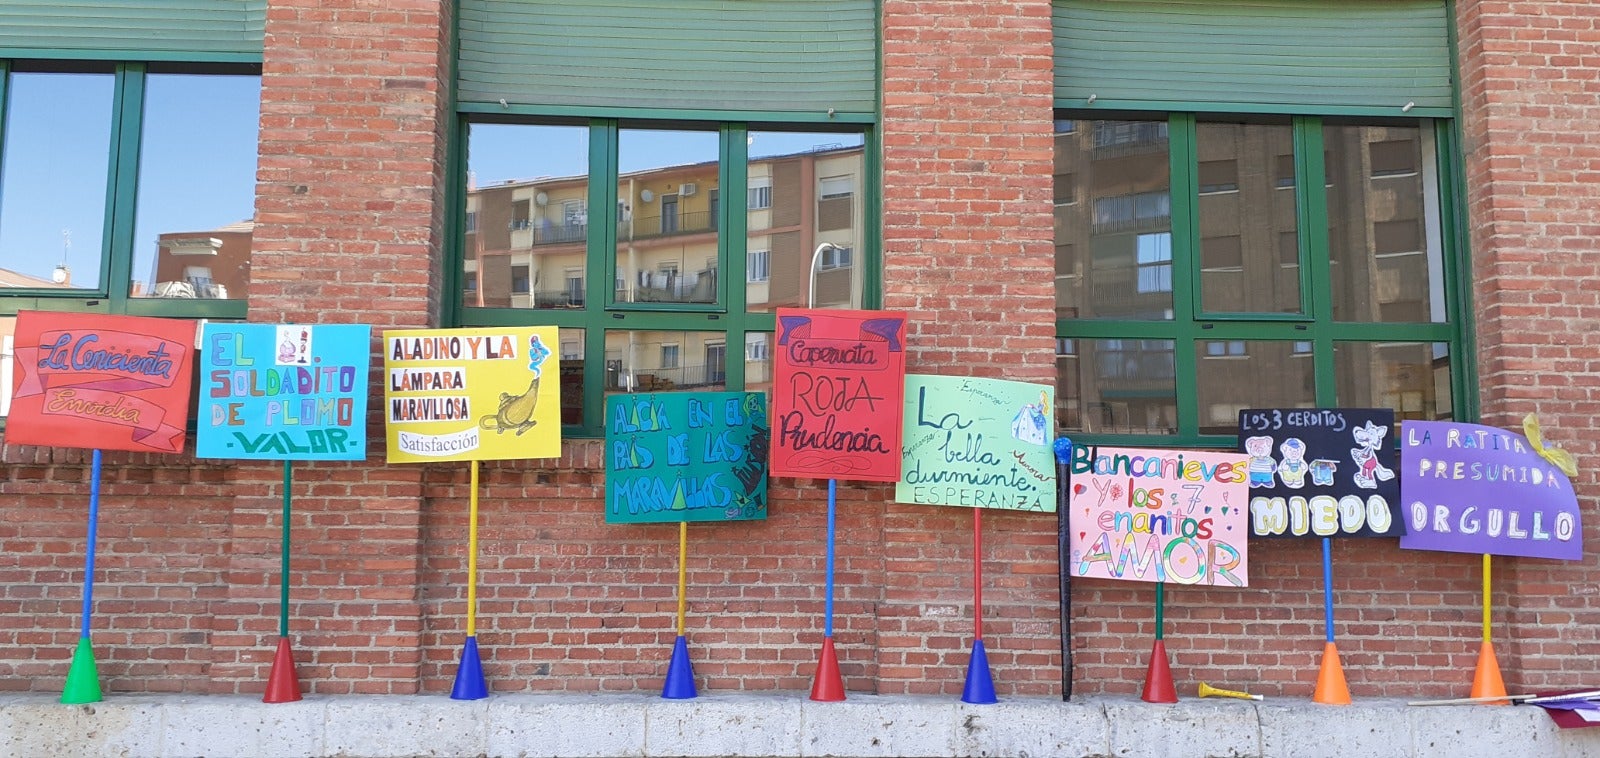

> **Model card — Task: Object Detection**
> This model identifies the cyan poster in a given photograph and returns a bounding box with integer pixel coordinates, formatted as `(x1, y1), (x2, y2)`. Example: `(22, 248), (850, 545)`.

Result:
(606, 391), (769, 524)
(895, 375), (1056, 512)
(197, 323), (371, 460)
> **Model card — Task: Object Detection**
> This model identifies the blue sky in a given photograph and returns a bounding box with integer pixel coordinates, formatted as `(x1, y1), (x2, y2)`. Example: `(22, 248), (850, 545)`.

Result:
(0, 72), (260, 289)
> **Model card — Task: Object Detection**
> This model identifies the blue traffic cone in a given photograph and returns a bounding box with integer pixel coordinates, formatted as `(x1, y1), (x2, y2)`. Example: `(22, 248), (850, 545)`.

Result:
(662, 635), (697, 699)
(961, 639), (998, 704)
(450, 636), (488, 700)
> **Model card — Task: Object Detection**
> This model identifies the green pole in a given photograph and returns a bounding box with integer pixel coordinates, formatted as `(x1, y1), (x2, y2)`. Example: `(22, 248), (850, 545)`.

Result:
(1154, 582), (1165, 641)
(280, 461), (291, 637)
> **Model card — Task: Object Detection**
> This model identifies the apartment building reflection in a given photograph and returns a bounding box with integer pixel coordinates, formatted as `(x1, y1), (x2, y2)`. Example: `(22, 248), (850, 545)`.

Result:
(464, 143), (863, 413)
(1054, 120), (1450, 434)
(146, 221), (253, 299)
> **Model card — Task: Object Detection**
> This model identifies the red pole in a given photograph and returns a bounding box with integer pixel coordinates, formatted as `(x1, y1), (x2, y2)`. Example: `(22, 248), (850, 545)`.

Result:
(973, 508), (983, 641)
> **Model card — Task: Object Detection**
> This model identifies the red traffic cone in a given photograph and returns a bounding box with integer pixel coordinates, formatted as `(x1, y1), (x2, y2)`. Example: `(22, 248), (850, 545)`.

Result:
(809, 637), (846, 702)
(1471, 640), (1509, 705)
(263, 636), (303, 704)
(1141, 639), (1178, 703)
(1312, 641), (1352, 705)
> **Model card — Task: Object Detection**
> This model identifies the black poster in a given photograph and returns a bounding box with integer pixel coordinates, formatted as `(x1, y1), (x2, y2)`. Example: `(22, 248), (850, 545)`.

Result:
(1237, 408), (1404, 538)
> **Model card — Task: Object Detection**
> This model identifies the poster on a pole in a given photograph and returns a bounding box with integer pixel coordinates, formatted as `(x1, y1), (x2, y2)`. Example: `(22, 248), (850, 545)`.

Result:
(1067, 445), (1250, 587)
(895, 374), (1055, 512)
(770, 308), (907, 482)
(196, 323), (371, 461)
(1237, 408), (1403, 538)
(383, 326), (560, 463)
(605, 391), (769, 524)
(4, 311), (196, 454)
(1399, 420), (1581, 560)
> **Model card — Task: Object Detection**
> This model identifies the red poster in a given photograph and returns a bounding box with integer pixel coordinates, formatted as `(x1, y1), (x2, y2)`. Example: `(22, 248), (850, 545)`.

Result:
(771, 308), (908, 482)
(5, 311), (197, 454)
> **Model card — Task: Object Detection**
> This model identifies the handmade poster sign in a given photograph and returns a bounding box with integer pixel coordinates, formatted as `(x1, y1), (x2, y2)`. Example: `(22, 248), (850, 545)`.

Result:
(770, 308), (908, 482)
(383, 326), (560, 462)
(1399, 420), (1581, 560)
(895, 374), (1055, 512)
(196, 323), (371, 460)
(1238, 408), (1403, 538)
(1068, 445), (1250, 586)
(5, 311), (196, 454)
(606, 391), (770, 523)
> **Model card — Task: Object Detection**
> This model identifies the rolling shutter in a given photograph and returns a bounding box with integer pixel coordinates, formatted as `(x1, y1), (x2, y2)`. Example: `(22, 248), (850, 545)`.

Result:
(0, 1), (264, 60)
(458, 0), (877, 116)
(1054, 0), (1453, 114)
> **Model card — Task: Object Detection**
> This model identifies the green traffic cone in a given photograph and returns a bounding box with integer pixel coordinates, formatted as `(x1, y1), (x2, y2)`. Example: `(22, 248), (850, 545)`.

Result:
(61, 638), (102, 704)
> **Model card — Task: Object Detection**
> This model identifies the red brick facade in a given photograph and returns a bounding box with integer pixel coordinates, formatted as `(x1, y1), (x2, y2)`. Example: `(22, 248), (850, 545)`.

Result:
(1, 0), (1596, 700)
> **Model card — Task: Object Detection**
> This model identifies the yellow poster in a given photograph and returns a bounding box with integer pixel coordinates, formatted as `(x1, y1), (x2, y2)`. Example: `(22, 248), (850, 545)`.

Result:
(382, 326), (560, 463)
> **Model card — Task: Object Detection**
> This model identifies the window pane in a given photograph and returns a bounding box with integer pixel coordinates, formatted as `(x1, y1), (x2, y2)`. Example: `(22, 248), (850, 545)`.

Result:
(133, 74), (260, 300)
(1055, 119), (1173, 320)
(1196, 121), (1301, 314)
(0, 70), (114, 290)
(1325, 124), (1445, 323)
(605, 330), (728, 393)
(1334, 341), (1453, 421)
(463, 123), (589, 309)
(616, 129), (718, 305)
(747, 131), (865, 313)
(744, 332), (773, 394)
(558, 327), (585, 426)
(1195, 340), (1316, 434)
(1056, 338), (1176, 434)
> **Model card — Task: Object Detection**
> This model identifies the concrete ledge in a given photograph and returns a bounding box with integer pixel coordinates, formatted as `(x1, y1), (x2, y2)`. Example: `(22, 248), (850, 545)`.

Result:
(0, 693), (1596, 758)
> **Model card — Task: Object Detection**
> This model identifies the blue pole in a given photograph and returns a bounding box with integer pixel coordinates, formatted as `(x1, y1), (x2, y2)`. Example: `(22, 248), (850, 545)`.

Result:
(1322, 537), (1335, 644)
(80, 449), (103, 639)
(824, 479), (837, 638)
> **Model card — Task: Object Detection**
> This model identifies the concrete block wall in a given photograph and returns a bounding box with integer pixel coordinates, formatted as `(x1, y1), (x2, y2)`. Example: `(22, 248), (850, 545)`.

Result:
(1, 0), (1598, 704)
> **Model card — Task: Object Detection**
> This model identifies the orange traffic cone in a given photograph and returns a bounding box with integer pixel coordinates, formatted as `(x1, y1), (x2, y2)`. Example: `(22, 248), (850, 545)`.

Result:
(1471, 641), (1508, 705)
(1312, 642), (1351, 705)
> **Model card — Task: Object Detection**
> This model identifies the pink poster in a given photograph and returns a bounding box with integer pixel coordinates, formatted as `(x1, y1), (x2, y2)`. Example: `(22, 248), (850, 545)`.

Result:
(1067, 445), (1250, 587)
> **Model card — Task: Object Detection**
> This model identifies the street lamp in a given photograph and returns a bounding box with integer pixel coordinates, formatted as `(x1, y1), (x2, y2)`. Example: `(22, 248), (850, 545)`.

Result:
(808, 242), (841, 308)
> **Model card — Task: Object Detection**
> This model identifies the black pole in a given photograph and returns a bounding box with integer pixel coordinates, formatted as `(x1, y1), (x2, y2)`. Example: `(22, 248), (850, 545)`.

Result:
(1053, 437), (1074, 701)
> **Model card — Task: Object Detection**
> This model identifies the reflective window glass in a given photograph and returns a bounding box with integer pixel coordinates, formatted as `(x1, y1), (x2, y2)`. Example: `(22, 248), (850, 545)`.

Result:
(747, 131), (865, 313)
(616, 129), (719, 306)
(464, 123), (589, 309)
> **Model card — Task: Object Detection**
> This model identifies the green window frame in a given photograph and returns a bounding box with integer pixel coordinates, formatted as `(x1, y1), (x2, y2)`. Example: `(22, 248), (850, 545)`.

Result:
(1054, 112), (1475, 448)
(449, 115), (882, 439)
(0, 59), (260, 320)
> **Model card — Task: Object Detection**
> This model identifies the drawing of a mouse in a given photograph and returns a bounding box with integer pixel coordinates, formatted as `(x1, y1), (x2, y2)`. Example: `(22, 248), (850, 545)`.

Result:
(479, 374), (540, 435)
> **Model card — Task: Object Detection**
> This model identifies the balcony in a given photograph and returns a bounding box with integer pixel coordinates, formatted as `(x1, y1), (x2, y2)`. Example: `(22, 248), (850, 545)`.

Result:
(626, 210), (714, 240)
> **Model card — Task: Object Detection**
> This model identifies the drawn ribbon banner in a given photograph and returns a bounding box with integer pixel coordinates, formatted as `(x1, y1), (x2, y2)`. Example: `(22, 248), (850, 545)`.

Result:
(5, 313), (195, 454)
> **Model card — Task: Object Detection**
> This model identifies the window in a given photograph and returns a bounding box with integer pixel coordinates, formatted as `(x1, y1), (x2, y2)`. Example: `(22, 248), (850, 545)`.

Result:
(458, 121), (872, 435)
(747, 250), (770, 282)
(1055, 115), (1463, 442)
(0, 64), (260, 317)
(748, 179), (772, 209)
(819, 245), (852, 271)
(819, 176), (853, 200)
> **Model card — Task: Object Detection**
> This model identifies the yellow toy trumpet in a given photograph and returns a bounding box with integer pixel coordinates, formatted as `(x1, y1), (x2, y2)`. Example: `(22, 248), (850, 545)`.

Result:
(1198, 682), (1263, 701)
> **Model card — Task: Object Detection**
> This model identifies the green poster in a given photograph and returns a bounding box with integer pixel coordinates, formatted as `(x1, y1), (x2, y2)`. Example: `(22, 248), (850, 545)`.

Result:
(897, 375), (1056, 512)
(605, 391), (769, 523)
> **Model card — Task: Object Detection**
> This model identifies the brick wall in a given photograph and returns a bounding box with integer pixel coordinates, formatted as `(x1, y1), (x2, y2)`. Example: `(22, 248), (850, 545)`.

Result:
(1456, 0), (1600, 692)
(2, 0), (1597, 702)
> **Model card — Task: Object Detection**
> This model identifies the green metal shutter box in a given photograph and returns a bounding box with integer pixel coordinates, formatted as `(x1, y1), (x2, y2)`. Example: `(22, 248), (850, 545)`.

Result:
(1053, 0), (1453, 115)
(0, 1), (264, 59)
(458, 0), (877, 115)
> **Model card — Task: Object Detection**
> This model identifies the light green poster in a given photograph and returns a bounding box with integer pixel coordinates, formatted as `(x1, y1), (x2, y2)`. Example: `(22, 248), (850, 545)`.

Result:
(896, 375), (1056, 512)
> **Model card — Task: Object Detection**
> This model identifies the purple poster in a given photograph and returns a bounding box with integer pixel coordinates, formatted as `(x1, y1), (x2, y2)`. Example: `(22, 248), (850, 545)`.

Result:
(1399, 420), (1581, 560)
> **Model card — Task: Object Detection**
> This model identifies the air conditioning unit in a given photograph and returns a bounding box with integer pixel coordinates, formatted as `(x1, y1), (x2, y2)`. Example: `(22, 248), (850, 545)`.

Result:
(680, 182), (697, 197)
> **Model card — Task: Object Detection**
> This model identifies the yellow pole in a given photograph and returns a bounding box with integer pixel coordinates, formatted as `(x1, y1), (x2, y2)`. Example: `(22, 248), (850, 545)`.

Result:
(677, 521), (688, 636)
(1481, 553), (1491, 643)
(467, 461), (480, 638)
